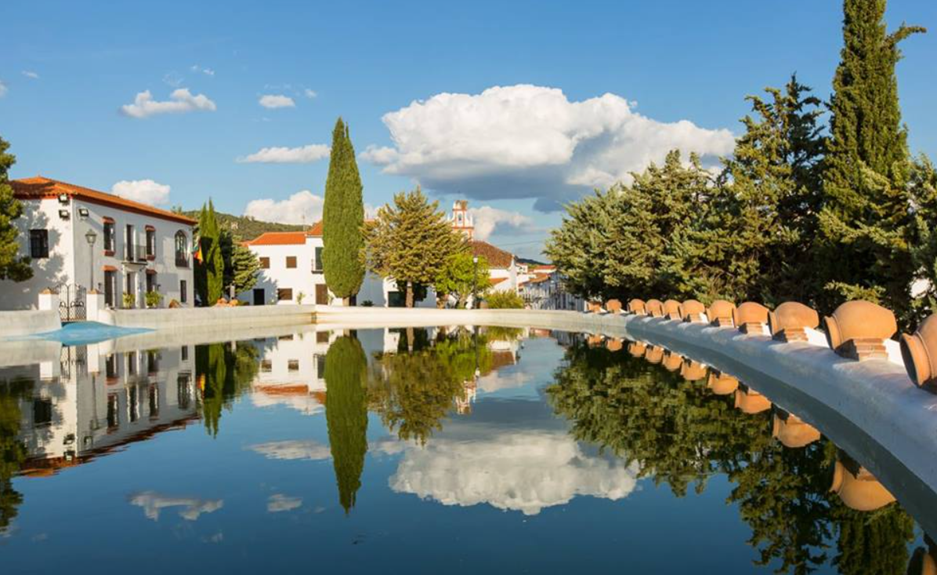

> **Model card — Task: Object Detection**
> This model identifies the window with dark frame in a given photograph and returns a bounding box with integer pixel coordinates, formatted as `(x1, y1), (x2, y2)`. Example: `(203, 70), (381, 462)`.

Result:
(146, 228), (156, 258)
(260, 257), (270, 269)
(29, 229), (49, 258)
(277, 288), (293, 301)
(286, 256), (297, 269)
(174, 231), (188, 267)
(104, 221), (115, 253)
(313, 247), (323, 272)
(180, 280), (188, 303)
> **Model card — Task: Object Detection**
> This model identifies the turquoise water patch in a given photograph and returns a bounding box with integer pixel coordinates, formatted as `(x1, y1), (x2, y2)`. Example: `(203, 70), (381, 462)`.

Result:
(13, 321), (151, 345)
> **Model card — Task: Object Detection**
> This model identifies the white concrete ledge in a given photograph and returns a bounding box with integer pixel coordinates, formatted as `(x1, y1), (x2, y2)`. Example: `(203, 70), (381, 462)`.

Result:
(110, 305), (317, 333)
(0, 310), (61, 339)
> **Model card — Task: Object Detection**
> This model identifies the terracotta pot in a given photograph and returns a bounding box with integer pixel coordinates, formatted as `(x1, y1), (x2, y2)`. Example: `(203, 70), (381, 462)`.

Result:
(628, 299), (647, 315)
(662, 350), (684, 372)
(734, 387), (771, 414)
(707, 371), (739, 395)
(586, 334), (604, 347)
(646, 299), (664, 318)
(605, 338), (623, 352)
(605, 299), (622, 314)
(680, 360), (708, 381)
(681, 299), (706, 323)
(708, 300), (736, 327)
(663, 299), (682, 320)
(586, 301), (604, 313)
(900, 313), (937, 387)
(734, 302), (770, 334)
(768, 301), (819, 342)
(628, 341), (647, 357)
(644, 345), (664, 364)
(772, 412), (821, 448)
(830, 457), (896, 512)
(824, 300), (897, 360)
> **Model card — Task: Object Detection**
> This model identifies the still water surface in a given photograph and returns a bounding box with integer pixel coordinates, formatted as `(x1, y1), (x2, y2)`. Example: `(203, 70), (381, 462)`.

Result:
(0, 327), (932, 574)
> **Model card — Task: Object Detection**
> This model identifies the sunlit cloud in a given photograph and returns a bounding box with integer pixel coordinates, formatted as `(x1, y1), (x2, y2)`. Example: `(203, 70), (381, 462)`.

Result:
(247, 439), (331, 461)
(267, 494), (303, 513)
(259, 94), (295, 109)
(111, 179), (171, 206)
(120, 88), (217, 118)
(128, 491), (224, 521)
(237, 144), (330, 164)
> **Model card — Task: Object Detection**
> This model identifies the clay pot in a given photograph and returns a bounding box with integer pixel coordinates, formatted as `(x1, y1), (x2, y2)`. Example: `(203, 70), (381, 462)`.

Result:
(768, 302), (819, 342)
(734, 387), (771, 414)
(900, 314), (937, 387)
(662, 350), (684, 372)
(824, 300), (897, 360)
(646, 299), (664, 318)
(628, 341), (647, 357)
(772, 412), (821, 448)
(586, 334), (604, 347)
(628, 299), (647, 315)
(708, 300), (736, 327)
(707, 371), (739, 395)
(733, 302), (770, 334)
(605, 338), (623, 352)
(605, 299), (623, 314)
(680, 360), (708, 381)
(663, 299), (682, 320)
(681, 299), (706, 323)
(644, 345), (664, 364)
(830, 457), (896, 512)
(586, 301), (604, 313)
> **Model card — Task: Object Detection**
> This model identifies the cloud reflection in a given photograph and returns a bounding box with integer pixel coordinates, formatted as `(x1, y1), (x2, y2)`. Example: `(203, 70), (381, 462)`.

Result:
(129, 491), (224, 521)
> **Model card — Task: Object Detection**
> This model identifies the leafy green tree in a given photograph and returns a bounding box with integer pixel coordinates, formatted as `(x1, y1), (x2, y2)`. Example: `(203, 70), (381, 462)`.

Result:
(0, 137), (32, 282)
(0, 378), (31, 535)
(220, 228), (260, 297)
(196, 342), (259, 436)
(907, 155), (937, 316)
(484, 290), (525, 309)
(364, 188), (464, 307)
(324, 336), (368, 514)
(196, 200), (224, 305)
(435, 252), (489, 308)
(830, 502), (914, 575)
(817, 0), (925, 320)
(322, 118), (366, 303)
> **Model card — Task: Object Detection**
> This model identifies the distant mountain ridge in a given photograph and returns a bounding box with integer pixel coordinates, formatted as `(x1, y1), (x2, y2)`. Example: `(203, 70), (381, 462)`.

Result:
(183, 210), (305, 241)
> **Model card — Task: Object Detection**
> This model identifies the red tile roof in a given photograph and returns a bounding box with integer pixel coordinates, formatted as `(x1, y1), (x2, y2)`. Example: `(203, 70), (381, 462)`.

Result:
(471, 240), (514, 269)
(489, 277), (509, 286)
(244, 231), (309, 246)
(12, 176), (196, 225)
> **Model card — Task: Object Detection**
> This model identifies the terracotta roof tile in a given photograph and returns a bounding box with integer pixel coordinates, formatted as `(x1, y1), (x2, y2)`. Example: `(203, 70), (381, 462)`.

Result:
(489, 277), (509, 286)
(244, 231), (309, 246)
(12, 176), (196, 225)
(471, 240), (514, 268)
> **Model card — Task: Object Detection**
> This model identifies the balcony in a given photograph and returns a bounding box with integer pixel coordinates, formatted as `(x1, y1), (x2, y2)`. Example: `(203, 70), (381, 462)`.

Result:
(123, 244), (150, 265)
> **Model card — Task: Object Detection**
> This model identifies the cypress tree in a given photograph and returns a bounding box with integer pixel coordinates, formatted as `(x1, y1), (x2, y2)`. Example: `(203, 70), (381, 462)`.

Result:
(322, 118), (365, 303)
(0, 137), (32, 282)
(194, 204), (209, 305)
(324, 336), (368, 514)
(195, 200), (224, 305)
(817, 0), (925, 318)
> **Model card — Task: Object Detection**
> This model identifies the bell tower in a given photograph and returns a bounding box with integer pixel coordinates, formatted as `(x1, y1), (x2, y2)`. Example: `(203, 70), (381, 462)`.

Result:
(450, 200), (474, 240)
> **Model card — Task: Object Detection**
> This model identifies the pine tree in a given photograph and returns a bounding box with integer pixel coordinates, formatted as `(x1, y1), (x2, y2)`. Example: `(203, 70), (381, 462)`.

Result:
(194, 204), (209, 305)
(0, 137), (32, 282)
(434, 252), (490, 308)
(220, 228), (260, 296)
(363, 188), (464, 307)
(324, 336), (368, 514)
(322, 118), (365, 303)
(817, 0), (925, 319)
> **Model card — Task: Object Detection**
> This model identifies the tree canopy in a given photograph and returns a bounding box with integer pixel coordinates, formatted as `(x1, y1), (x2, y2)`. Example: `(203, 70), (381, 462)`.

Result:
(322, 118), (366, 301)
(325, 335), (368, 514)
(0, 137), (32, 282)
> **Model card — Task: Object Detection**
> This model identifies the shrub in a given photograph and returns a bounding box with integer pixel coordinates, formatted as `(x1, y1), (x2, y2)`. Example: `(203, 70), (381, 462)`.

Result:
(122, 293), (136, 309)
(360, 300), (374, 307)
(145, 291), (163, 308)
(485, 291), (525, 309)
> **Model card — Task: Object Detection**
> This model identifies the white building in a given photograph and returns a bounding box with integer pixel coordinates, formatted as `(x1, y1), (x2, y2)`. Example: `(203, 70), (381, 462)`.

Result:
(237, 221), (436, 308)
(518, 265), (586, 311)
(0, 177), (196, 312)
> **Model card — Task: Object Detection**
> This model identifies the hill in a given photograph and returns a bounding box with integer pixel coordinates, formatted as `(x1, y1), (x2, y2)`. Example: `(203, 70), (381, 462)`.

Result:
(183, 211), (306, 241)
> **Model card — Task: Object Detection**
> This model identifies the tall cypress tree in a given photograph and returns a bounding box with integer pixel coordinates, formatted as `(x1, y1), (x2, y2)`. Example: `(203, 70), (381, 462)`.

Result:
(194, 204), (209, 305)
(817, 0), (925, 318)
(0, 137), (32, 282)
(206, 200), (224, 303)
(324, 336), (368, 514)
(322, 118), (365, 304)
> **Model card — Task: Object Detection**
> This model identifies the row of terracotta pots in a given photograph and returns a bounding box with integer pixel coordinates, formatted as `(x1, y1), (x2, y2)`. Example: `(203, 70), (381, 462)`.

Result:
(588, 296), (937, 390)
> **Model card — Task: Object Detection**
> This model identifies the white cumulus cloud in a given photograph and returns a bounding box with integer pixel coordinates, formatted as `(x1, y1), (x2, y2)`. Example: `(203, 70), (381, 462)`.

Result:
(111, 179), (171, 206)
(0, 81), (7, 98)
(247, 439), (331, 461)
(128, 491), (224, 522)
(469, 206), (537, 241)
(244, 190), (324, 225)
(22, 71), (39, 79)
(362, 84), (735, 211)
(259, 94), (295, 109)
(304, 88), (317, 99)
(237, 144), (330, 164)
(120, 88), (217, 118)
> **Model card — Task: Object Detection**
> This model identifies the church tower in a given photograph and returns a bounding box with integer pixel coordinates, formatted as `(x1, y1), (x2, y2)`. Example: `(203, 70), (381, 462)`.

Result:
(449, 200), (474, 240)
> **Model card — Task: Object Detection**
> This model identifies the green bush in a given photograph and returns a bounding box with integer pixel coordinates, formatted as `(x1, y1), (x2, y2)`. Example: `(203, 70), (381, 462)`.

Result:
(485, 291), (525, 309)
(145, 291), (163, 308)
(122, 293), (136, 309)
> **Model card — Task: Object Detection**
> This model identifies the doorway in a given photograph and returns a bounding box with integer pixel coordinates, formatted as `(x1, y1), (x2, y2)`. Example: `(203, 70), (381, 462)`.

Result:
(315, 283), (328, 305)
(253, 288), (265, 306)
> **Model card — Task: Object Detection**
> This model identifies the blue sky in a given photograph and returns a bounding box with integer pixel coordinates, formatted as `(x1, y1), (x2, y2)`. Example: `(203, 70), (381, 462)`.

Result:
(2, 0), (935, 259)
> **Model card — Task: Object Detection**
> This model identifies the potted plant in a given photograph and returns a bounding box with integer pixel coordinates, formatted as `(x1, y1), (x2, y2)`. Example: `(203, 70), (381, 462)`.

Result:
(145, 291), (163, 309)
(122, 293), (136, 309)
(297, 292), (305, 305)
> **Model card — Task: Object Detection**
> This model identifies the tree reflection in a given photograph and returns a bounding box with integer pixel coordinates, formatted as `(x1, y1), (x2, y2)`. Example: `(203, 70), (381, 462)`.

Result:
(0, 377), (31, 534)
(325, 336), (368, 514)
(196, 342), (259, 437)
(369, 328), (488, 444)
(547, 338), (917, 574)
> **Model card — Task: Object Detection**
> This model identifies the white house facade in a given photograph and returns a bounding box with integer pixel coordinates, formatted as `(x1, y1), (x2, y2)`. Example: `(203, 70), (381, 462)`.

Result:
(237, 221), (436, 308)
(1, 177), (196, 312)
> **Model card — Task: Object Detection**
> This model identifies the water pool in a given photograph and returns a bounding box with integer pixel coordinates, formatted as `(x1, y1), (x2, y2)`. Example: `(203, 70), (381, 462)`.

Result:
(0, 326), (932, 574)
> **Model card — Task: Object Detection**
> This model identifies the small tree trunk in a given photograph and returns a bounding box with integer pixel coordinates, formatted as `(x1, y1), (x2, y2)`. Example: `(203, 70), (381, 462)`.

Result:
(406, 282), (414, 308)
(406, 326), (415, 351)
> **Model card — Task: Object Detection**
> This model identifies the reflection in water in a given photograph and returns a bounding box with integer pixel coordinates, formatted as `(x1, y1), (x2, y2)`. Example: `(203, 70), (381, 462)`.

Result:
(324, 336), (368, 514)
(547, 339), (920, 574)
(129, 490), (224, 521)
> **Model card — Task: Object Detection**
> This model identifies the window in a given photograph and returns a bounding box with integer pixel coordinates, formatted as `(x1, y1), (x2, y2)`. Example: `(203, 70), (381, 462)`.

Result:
(105, 354), (118, 379)
(261, 360), (272, 373)
(277, 288), (293, 301)
(180, 280), (187, 304)
(104, 221), (115, 253)
(288, 360), (299, 372)
(33, 399), (53, 427)
(104, 270), (116, 307)
(286, 256), (297, 269)
(177, 375), (192, 410)
(316, 354), (326, 379)
(181, 345), (189, 362)
(313, 247), (323, 272)
(146, 272), (157, 294)
(29, 229), (49, 258)
(128, 385), (139, 423)
(316, 331), (330, 344)
(148, 384), (159, 419)
(260, 257), (270, 269)
(174, 231), (189, 267)
(145, 228), (156, 258)
(107, 394), (120, 430)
